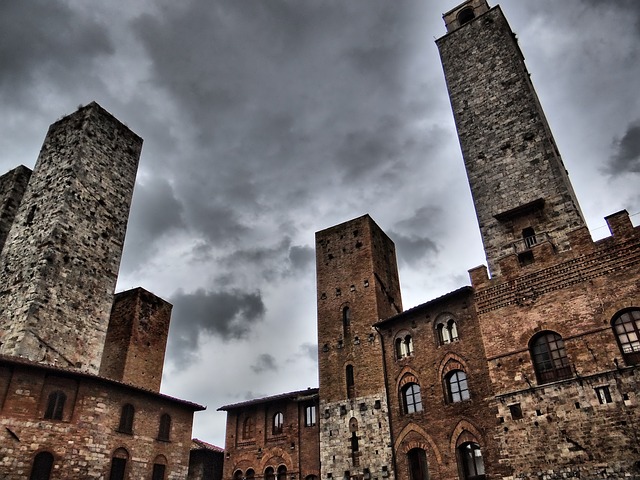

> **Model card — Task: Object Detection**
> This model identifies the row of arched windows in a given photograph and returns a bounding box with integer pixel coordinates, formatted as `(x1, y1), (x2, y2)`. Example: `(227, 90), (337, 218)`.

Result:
(401, 368), (470, 414)
(27, 449), (168, 480)
(234, 465), (288, 480)
(117, 403), (172, 441)
(408, 442), (484, 480)
(394, 317), (460, 361)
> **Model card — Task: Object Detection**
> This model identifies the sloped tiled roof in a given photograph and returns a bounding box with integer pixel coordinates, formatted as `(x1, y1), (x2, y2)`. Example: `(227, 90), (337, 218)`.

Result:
(192, 438), (224, 452)
(218, 387), (319, 411)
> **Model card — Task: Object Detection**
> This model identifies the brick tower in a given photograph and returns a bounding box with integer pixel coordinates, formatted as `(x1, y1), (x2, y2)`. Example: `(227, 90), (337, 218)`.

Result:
(436, 0), (585, 277)
(0, 103), (142, 374)
(316, 215), (402, 480)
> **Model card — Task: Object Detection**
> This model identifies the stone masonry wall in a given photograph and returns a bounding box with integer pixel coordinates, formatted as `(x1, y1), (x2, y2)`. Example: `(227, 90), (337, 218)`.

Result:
(319, 394), (393, 480)
(0, 165), (32, 253)
(0, 102), (142, 374)
(437, 3), (585, 276)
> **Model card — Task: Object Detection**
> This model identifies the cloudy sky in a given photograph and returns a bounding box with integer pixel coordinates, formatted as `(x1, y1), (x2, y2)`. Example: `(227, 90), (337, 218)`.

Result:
(2, 0), (639, 447)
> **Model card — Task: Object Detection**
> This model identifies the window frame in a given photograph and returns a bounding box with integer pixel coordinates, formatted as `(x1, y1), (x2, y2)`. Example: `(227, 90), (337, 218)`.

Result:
(272, 412), (284, 435)
(612, 308), (640, 365)
(458, 442), (485, 480)
(243, 416), (255, 439)
(395, 333), (414, 359)
(436, 316), (459, 345)
(529, 331), (572, 384)
(346, 364), (355, 399)
(402, 383), (423, 414)
(407, 448), (429, 480)
(446, 370), (470, 403)
(109, 448), (129, 480)
(305, 405), (317, 427)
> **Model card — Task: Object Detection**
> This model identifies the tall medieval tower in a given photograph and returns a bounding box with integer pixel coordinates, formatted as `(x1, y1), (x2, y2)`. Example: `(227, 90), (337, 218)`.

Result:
(437, 0), (585, 277)
(316, 215), (402, 480)
(0, 103), (141, 374)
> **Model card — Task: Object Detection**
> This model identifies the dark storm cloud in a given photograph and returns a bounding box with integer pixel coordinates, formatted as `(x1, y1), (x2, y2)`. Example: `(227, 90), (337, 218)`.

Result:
(0, 0), (113, 104)
(120, 178), (185, 273)
(605, 120), (640, 175)
(289, 245), (314, 272)
(167, 289), (266, 366)
(391, 232), (439, 267)
(582, 0), (640, 35)
(251, 354), (278, 374)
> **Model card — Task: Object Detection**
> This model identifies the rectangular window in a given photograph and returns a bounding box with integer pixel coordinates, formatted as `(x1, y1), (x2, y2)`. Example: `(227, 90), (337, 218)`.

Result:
(305, 405), (316, 427)
(508, 403), (523, 419)
(595, 386), (612, 404)
(152, 464), (166, 480)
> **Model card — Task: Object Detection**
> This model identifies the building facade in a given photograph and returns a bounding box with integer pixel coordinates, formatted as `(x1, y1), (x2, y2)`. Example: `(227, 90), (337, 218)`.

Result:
(0, 103), (204, 479)
(221, 1), (640, 479)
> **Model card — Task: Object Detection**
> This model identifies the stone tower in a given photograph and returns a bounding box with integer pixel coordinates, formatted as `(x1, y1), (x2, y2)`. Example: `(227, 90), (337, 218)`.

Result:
(316, 215), (402, 480)
(0, 103), (142, 374)
(99, 287), (172, 392)
(436, 0), (585, 277)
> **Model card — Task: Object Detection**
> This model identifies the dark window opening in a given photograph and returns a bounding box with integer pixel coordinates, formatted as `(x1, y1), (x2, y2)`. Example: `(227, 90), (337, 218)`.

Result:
(402, 383), (423, 414)
(509, 404), (523, 420)
(277, 466), (287, 480)
(273, 412), (284, 435)
(530, 332), (572, 384)
(109, 449), (129, 480)
(458, 7), (475, 25)
(158, 413), (171, 441)
(152, 464), (166, 480)
(118, 404), (135, 434)
(518, 250), (535, 266)
(246, 469), (255, 480)
(44, 391), (66, 420)
(446, 370), (470, 403)
(458, 442), (485, 480)
(265, 467), (275, 480)
(408, 448), (429, 480)
(343, 307), (351, 336)
(29, 452), (54, 480)
(612, 308), (640, 365)
(522, 227), (537, 248)
(346, 365), (355, 399)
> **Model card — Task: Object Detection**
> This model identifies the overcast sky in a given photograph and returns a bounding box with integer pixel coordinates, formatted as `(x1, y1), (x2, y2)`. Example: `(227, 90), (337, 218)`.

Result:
(2, 1), (639, 447)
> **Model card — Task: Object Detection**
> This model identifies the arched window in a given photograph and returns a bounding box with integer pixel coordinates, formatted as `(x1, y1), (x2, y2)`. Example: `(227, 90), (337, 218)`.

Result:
(158, 413), (171, 441)
(402, 383), (423, 414)
(44, 391), (66, 420)
(436, 317), (459, 345)
(265, 467), (275, 480)
(243, 416), (255, 439)
(152, 455), (167, 480)
(457, 7), (475, 26)
(277, 465), (287, 480)
(458, 442), (485, 480)
(346, 365), (355, 399)
(446, 370), (470, 403)
(407, 448), (429, 480)
(29, 451), (54, 480)
(530, 331), (572, 384)
(343, 306), (351, 336)
(612, 308), (640, 365)
(246, 469), (255, 480)
(109, 448), (129, 480)
(305, 476), (318, 480)
(395, 334), (414, 359)
(233, 470), (244, 480)
(272, 412), (284, 435)
(118, 404), (135, 434)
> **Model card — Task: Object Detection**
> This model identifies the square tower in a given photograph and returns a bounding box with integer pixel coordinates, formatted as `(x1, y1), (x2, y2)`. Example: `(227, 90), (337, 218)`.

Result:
(0, 103), (142, 374)
(437, 0), (585, 277)
(316, 215), (402, 480)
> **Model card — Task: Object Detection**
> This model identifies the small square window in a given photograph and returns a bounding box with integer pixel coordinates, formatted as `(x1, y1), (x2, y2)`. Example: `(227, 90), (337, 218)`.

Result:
(595, 386), (612, 404)
(508, 403), (523, 420)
